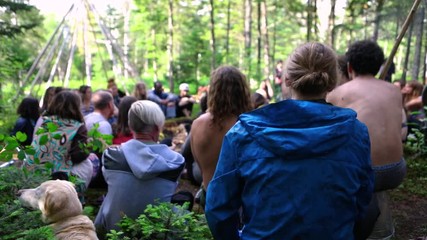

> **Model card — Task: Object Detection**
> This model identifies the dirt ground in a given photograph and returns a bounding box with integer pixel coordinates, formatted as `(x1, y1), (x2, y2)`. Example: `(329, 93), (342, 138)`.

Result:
(390, 189), (427, 240)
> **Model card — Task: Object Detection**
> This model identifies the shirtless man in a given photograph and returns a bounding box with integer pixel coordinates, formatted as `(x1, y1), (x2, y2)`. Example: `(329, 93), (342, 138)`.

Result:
(327, 40), (406, 191)
(190, 66), (252, 199)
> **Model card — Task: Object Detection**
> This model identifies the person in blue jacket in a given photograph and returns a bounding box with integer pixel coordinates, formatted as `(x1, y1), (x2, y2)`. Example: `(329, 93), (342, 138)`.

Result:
(205, 42), (374, 240)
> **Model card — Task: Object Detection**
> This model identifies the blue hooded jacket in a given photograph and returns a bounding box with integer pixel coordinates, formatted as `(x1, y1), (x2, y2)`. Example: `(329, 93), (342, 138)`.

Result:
(205, 100), (374, 240)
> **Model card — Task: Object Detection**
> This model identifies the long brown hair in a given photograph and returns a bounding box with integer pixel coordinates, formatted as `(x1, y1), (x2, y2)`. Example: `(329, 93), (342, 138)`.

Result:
(208, 66), (252, 128)
(115, 96), (138, 136)
(47, 91), (84, 123)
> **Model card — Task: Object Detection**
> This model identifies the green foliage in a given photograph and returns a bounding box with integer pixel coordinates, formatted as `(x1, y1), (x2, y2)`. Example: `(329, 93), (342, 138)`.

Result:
(0, 165), (52, 240)
(0, 166), (50, 205)
(107, 202), (213, 240)
(82, 123), (113, 154)
(405, 126), (427, 157)
(0, 200), (54, 240)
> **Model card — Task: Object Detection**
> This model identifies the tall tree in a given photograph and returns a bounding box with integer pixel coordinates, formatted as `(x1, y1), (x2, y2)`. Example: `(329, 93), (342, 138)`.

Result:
(209, 0), (216, 71)
(256, 0), (262, 80)
(167, 0), (174, 90)
(244, 0), (252, 75)
(412, 8), (424, 81)
(328, 0), (336, 48)
(306, 0), (313, 41)
(372, 0), (385, 41)
(225, 0), (231, 63)
(402, 21), (414, 82)
(261, 0), (270, 78)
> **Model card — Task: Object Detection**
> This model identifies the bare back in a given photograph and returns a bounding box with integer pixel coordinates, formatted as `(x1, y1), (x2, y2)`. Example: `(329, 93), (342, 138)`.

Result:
(327, 77), (403, 166)
(190, 112), (237, 188)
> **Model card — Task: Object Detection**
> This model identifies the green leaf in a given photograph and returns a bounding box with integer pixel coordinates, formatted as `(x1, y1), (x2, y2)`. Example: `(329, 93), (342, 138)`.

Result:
(0, 134), (4, 141)
(52, 134), (62, 140)
(38, 135), (49, 145)
(35, 128), (46, 135)
(44, 161), (53, 170)
(17, 150), (26, 160)
(46, 122), (58, 132)
(16, 131), (27, 143)
(24, 148), (36, 155)
(5, 142), (19, 151)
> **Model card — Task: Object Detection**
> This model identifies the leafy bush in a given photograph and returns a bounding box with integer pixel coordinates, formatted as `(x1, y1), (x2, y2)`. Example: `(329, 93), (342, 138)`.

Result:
(0, 200), (54, 240)
(0, 166), (52, 240)
(107, 202), (213, 240)
(0, 166), (50, 205)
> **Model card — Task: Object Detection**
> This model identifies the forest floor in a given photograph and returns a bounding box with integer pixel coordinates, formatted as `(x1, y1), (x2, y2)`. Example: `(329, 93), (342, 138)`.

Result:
(389, 181), (427, 239)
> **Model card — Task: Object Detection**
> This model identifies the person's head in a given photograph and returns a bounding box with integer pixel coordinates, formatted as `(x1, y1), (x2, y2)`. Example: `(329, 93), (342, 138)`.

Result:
(78, 85), (92, 102)
(108, 83), (119, 97)
(251, 92), (268, 109)
(133, 82), (147, 100)
(17, 97), (40, 121)
(47, 91), (84, 122)
(154, 81), (164, 94)
(42, 87), (57, 111)
(92, 90), (115, 118)
(285, 42), (337, 99)
(346, 40), (384, 77)
(200, 94), (208, 114)
(116, 96), (138, 136)
(128, 100), (165, 141)
(402, 80), (423, 97)
(107, 78), (116, 87)
(337, 55), (350, 85)
(179, 83), (190, 96)
(208, 66), (252, 126)
(276, 60), (283, 68)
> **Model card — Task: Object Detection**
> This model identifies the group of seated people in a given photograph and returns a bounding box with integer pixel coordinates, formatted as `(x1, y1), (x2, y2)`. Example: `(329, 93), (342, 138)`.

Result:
(9, 39), (414, 239)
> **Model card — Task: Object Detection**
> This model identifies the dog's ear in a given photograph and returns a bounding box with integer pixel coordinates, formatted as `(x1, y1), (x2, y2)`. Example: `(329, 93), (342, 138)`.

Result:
(41, 188), (67, 223)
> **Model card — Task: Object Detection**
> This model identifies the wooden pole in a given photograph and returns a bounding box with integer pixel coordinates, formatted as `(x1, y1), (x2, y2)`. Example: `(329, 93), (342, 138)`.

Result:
(380, 0), (422, 80)
(13, 4), (74, 101)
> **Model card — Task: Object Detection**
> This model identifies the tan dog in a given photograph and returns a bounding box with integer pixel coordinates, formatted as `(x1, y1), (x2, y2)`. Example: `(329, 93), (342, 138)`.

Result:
(18, 180), (98, 240)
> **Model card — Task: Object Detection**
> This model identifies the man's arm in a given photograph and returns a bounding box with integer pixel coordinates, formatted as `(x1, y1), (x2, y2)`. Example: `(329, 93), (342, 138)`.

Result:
(205, 134), (242, 240)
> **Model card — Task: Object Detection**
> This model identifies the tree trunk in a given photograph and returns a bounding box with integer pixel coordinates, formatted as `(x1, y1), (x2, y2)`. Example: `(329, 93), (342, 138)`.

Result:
(307, 0), (312, 41)
(271, 0), (278, 65)
(83, 8), (92, 86)
(261, 0), (270, 78)
(209, 0), (216, 71)
(313, 0), (318, 40)
(152, 29), (158, 82)
(167, 0), (174, 91)
(244, 0), (252, 76)
(412, 8), (424, 81)
(226, 0), (231, 63)
(123, 0), (130, 91)
(256, 0), (262, 80)
(402, 21), (414, 82)
(328, 0), (336, 48)
(372, 0), (385, 41)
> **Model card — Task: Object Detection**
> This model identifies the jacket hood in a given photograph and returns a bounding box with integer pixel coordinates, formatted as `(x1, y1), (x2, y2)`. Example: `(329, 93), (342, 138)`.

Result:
(238, 100), (359, 160)
(120, 139), (184, 180)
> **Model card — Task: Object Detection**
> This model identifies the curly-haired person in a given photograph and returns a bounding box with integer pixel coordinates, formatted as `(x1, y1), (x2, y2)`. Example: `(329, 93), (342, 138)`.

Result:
(190, 66), (253, 208)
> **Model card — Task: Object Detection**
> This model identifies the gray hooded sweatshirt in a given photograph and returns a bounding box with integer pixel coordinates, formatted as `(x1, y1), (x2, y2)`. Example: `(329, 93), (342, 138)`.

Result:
(94, 139), (185, 232)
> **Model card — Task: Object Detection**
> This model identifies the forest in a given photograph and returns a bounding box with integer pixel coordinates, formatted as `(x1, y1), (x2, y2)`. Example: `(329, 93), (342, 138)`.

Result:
(0, 0), (425, 125)
(1, 1), (427, 239)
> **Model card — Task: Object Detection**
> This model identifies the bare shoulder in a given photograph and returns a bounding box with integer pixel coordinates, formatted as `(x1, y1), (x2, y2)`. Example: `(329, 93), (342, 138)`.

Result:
(327, 82), (350, 104)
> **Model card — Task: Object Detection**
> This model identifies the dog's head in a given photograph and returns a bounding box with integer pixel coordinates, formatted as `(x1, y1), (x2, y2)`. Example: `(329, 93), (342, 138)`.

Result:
(18, 180), (83, 223)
